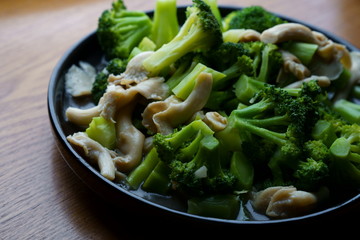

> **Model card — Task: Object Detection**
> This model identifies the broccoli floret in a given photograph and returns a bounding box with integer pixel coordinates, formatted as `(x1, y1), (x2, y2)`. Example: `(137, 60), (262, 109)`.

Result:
(142, 0), (223, 76)
(293, 158), (329, 191)
(205, 42), (255, 89)
(153, 119), (214, 163)
(153, 119), (237, 195)
(169, 135), (236, 196)
(223, 6), (287, 32)
(97, 0), (152, 59)
(203, 0), (222, 27)
(217, 82), (323, 183)
(150, 0), (179, 49)
(304, 140), (330, 162)
(328, 124), (360, 188)
(91, 58), (127, 103)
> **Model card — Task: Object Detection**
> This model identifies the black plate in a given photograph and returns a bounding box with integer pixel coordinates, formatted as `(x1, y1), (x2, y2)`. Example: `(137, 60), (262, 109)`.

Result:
(48, 6), (360, 226)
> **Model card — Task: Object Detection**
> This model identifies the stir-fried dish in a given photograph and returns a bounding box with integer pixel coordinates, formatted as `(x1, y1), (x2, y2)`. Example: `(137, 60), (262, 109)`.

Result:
(64, 0), (360, 220)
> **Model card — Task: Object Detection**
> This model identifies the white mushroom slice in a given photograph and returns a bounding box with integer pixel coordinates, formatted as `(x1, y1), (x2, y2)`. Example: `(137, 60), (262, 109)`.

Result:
(252, 186), (317, 218)
(223, 29), (261, 43)
(65, 105), (101, 126)
(203, 112), (228, 132)
(261, 23), (352, 70)
(66, 132), (116, 180)
(142, 72), (213, 135)
(113, 102), (145, 173)
(65, 61), (96, 97)
(284, 75), (330, 89)
(108, 51), (154, 87)
(260, 23), (317, 44)
(313, 31), (352, 69)
(280, 50), (311, 80)
(100, 78), (169, 122)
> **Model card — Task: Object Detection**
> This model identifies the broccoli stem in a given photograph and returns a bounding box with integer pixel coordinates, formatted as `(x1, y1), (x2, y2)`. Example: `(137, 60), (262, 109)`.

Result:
(171, 63), (225, 100)
(168, 119), (214, 148)
(234, 117), (287, 146)
(333, 99), (360, 124)
(141, 160), (171, 195)
(127, 148), (160, 189)
(234, 75), (266, 104)
(257, 44), (278, 82)
(151, 0), (179, 48)
(187, 194), (240, 219)
(230, 151), (254, 190)
(311, 120), (337, 147)
(282, 42), (318, 65)
(85, 116), (116, 150)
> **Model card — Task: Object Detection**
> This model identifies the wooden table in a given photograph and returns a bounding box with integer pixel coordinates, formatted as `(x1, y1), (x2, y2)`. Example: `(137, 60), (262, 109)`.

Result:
(1, 0), (360, 238)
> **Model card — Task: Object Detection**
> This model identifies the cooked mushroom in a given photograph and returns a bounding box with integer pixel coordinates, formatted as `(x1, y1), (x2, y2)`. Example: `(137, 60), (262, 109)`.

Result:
(202, 111), (228, 132)
(65, 105), (101, 126)
(284, 75), (330, 89)
(100, 77), (169, 122)
(113, 101), (145, 173)
(142, 72), (213, 135)
(223, 29), (261, 43)
(280, 50), (311, 80)
(260, 23), (317, 44)
(313, 31), (352, 69)
(261, 23), (352, 69)
(251, 186), (318, 218)
(66, 132), (116, 180)
(108, 51), (154, 87)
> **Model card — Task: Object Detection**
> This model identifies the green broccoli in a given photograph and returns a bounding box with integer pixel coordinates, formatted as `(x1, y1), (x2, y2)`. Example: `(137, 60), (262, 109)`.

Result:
(217, 82), (323, 184)
(187, 194), (240, 219)
(152, 119), (237, 196)
(329, 124), (360, 188)
(97, 0), (152, 59)
(85, 116), (116, 149)
(223, 6), (287, 32)
(333, 99), (360, 124)
(142, 0), (223, 76)
(293, 158), (329, 191)
(204, 42), (254, 89)
(153, 119), (214, 163)
(150, 0), (179, 49)
(168, 135), (236, 196)
(91, 58), (127, 104)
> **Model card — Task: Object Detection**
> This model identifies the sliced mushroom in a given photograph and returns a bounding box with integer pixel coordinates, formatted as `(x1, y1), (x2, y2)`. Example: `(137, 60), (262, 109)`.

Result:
(65, 105), (101, 126)
(113, 101), (145, 173)
(66, 132), (116, 180)
(252, 186), (318, 218)
(100, 77), (169, 122)
(261, 23), (352, 69)
(260, 23), (317, 44)
(284, 75), (330, 89)
(202, 112), (228, 132)
(280, 50), (311, 80)
(313, 31), (352, 69)
(142, 72), (213, 135)
(108, 51), (154, 87)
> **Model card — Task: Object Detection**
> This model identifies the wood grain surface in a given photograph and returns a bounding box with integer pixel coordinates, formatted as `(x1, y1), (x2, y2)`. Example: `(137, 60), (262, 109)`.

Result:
(1, 0), (360, 238)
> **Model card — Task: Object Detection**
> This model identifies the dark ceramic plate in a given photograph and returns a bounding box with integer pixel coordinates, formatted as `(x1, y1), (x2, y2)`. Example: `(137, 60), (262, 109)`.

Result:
(48, 6), (360, 226)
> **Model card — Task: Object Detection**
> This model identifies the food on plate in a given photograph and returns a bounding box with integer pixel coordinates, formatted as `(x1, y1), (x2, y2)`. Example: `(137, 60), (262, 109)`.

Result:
(63, 0), (360, 220)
